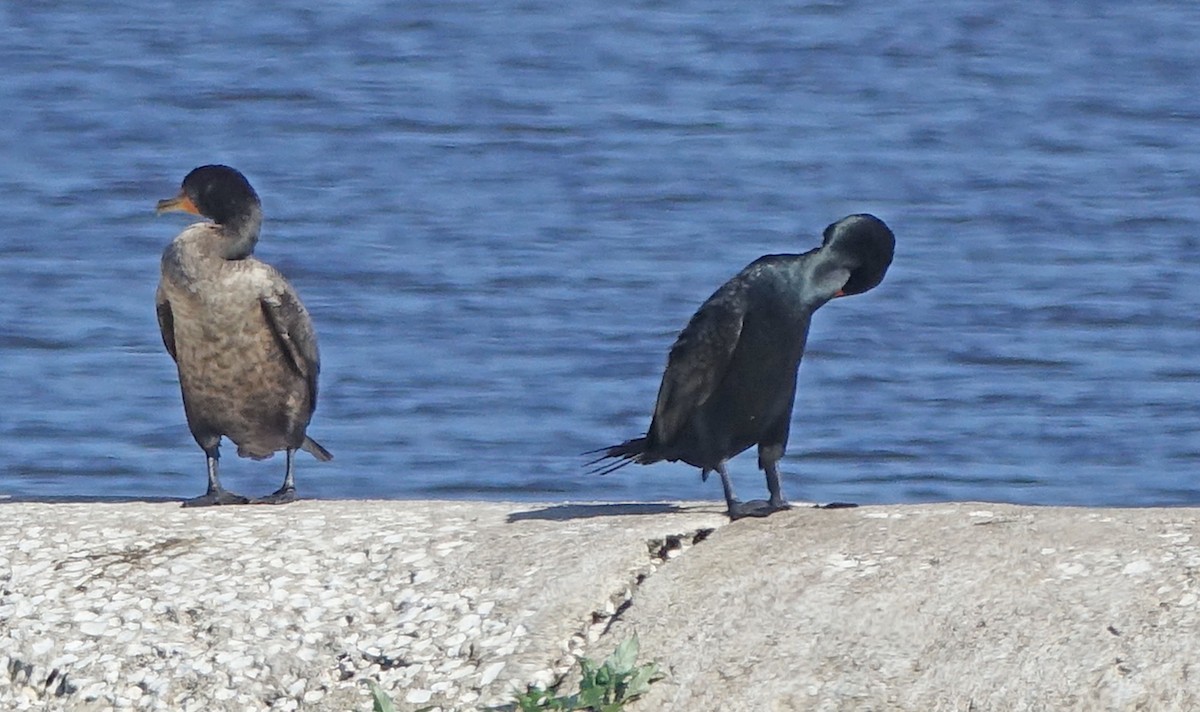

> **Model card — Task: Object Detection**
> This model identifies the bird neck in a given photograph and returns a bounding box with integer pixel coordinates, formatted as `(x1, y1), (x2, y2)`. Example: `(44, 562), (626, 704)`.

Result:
(219, 204), (263, 260)
(797, 247), (852, 305)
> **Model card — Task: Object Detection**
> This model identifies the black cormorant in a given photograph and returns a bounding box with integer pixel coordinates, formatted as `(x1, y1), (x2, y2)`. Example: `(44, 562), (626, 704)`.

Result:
(591, 214), (895, 519)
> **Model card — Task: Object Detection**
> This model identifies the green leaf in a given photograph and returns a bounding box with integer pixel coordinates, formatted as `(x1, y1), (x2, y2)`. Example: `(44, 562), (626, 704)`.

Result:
(575, 683), (603, 709)
(607, 636), (640, 674)
(578, 657), (597, 681)
(511, 685), (558, 711)
(624, 661), (661, 698)
(504, 636), (662, 712)
(367, 681), (398, 712)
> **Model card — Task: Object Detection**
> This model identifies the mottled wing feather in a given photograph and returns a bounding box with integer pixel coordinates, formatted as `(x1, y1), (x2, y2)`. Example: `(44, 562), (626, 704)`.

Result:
(155, 287), (177, 362)
(650, 282), (748, 444)
(259, 287), (321, 411)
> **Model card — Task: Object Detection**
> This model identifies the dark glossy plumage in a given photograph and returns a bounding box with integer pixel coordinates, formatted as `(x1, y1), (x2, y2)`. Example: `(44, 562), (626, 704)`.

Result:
(592, 214), (895, 519)
(155, 165), (331, 507)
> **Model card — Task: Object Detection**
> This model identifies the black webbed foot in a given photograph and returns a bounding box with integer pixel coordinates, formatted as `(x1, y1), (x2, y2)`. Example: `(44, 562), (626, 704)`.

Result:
(251, 487), (297, 505)
(182, 489), (250, 508)
(727, 498), (793, 520)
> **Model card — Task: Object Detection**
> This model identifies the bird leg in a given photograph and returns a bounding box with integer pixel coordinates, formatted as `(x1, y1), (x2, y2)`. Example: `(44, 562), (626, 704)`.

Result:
(723, 449), (794, 520)
(717, 463), (773, 520)
(253, 448), (298, 505)
(183, 448), (250, 507)
(763, 456), (792, 511)
(760, 445), (859, 510)
(768, 455), (859, 510)
(716, 462), (738, 509)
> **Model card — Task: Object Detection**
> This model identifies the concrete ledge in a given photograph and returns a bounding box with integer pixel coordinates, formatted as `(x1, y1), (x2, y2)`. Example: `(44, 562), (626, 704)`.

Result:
(1, 501), (1198, 711)
(0, 500), (726, 711)
(612, 503), (1200, 712)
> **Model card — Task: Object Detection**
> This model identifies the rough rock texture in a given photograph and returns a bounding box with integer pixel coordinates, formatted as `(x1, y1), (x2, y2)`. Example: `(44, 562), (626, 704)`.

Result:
(3, 501), (1200, 711)
(0, 500), (724, 711)
(611, 503), (1200, 712)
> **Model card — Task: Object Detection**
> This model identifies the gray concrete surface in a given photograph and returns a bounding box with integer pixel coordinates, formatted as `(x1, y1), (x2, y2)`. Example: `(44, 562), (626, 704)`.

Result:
(2, 500), (1198, 711)
(0, 500), (725, 711)
(611, 503), (1200, 712)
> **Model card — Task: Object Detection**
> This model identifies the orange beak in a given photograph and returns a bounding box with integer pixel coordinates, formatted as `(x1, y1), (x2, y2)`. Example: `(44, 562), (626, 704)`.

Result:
(155, 191), (200, 216)
(834, 289), (846, 298)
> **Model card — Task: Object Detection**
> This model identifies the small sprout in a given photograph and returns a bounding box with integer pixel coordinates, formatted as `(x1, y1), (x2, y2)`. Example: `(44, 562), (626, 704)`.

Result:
(502, 635), (662, 712)
(367, 681), (398, 712)
(607, 637), (639, 676)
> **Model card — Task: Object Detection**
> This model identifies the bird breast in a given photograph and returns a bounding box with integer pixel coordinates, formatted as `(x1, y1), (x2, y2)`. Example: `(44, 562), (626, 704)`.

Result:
(161, 253), (297, 389)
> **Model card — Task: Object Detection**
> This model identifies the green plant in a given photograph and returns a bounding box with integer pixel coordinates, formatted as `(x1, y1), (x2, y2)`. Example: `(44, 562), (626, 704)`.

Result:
(365, 636), (661, 712)
(506, 635), (663, 712)
(367, 681), (398, 712)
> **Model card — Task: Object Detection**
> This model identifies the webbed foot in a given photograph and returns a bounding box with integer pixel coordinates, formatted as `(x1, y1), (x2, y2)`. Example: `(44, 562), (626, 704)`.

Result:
(727, 498), (793, 520)
(182, 489), (250, 508)
(252, 487), (297, 505)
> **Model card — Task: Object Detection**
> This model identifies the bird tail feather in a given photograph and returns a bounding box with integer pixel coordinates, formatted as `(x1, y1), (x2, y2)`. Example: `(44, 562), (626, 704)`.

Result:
(302, 436), (333, 462)
(583, 437), (653, 475)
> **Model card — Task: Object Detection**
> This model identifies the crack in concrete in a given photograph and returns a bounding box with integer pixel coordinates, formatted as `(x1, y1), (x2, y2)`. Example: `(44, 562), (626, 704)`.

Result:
(54, 537), (195, 591)
(4, 538), (199, 703)
(515, 526), (718, 701)
(597, 527), (716, 639)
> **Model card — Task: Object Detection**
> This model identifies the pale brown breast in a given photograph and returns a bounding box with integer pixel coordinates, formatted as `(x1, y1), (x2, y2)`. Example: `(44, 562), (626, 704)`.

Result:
(159, 227), (316, 457)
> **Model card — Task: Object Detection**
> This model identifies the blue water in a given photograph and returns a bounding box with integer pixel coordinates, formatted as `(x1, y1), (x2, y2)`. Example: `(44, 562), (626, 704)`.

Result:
(2, 1), (1200, 507)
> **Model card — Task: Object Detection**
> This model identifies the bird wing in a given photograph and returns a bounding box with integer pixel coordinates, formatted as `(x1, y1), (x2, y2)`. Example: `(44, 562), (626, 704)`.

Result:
(155, 286), (177, 362)
(260, 285), (321, 411)
(650, 281), (748, 444)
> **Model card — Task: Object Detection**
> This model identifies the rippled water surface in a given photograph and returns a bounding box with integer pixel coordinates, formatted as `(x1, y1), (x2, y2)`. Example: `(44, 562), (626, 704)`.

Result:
(2, 2), (1200, 506)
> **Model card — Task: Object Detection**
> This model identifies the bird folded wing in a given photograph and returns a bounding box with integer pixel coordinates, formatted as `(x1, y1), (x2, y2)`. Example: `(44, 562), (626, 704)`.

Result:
(259, 289), (321, 410)
(155, 288), (177, 362)
(651, 296), (745, 444)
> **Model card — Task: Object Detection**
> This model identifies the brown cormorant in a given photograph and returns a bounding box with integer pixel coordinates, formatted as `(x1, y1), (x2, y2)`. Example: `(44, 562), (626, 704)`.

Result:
(155, 165), (331, 507)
